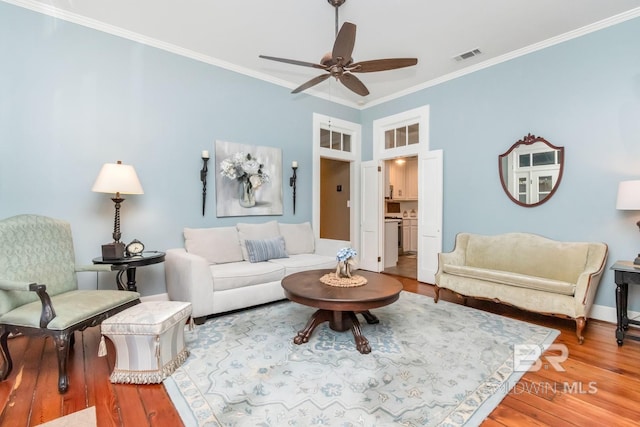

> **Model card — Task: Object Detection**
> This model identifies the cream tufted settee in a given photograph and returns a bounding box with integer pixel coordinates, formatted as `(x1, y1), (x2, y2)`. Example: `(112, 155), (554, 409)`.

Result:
(434, 232), (608, 343)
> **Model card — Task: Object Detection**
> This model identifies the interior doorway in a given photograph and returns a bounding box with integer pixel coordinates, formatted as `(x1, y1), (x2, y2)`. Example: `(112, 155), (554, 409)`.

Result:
(363, 105), (441, 283)
(382, 156), (418, 279)
(312, 113), (361, 251)
(320, 158), (350, 241)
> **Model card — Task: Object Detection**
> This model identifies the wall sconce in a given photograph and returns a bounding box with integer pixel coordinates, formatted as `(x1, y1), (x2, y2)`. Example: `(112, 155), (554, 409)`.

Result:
(92, 160), (144, 260)
(616, 179), (640, 264)
(290, 161), (298, 214)
(200, 150), (210, 216)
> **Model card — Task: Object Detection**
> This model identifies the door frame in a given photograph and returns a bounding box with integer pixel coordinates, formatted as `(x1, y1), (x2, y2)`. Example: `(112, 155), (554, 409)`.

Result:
(370, 105), (440, 281)
(312, 113), (361, 250)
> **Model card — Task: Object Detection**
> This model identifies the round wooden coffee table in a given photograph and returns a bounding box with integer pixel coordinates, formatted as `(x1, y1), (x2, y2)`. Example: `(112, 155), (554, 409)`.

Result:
(281, 269), (403, 354)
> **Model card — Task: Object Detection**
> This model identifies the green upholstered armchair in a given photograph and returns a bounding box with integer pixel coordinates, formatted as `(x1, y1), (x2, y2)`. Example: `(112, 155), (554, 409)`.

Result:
(0, 214), (140, 393)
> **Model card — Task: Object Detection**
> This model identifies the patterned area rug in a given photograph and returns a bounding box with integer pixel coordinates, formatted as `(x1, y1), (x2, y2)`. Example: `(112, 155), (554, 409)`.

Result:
(36, 407), (96, 427)
(164, 291), (559, 426)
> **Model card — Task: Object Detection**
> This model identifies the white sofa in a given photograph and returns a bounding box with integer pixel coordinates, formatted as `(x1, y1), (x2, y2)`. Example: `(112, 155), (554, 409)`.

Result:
(435, 232), (608, 343)
(165, 221), (347, 323)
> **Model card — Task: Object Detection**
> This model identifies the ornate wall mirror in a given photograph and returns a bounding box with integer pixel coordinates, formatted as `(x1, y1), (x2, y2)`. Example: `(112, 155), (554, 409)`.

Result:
(499, 133), (564, 207)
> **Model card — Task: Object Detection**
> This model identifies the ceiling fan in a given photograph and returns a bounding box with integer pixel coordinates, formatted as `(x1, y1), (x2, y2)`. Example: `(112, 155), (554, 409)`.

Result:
(259, 0), (418, 96)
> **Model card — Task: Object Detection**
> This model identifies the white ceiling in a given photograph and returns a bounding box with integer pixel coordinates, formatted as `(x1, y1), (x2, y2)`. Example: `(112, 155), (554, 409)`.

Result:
(8, 0), (640, 107)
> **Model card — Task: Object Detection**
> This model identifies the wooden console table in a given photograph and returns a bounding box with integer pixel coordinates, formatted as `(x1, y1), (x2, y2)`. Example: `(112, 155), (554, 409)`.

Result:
(611, 261), (640, 346)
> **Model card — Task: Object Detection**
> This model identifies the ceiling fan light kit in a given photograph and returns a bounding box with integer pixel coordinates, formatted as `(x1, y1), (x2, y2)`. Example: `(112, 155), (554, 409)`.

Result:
(259, 0), (417, 96)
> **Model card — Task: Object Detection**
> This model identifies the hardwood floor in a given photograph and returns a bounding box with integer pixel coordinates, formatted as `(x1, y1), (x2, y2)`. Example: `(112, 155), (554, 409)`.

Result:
(383, 253), (417, 279)
(2, 277), (640, 426)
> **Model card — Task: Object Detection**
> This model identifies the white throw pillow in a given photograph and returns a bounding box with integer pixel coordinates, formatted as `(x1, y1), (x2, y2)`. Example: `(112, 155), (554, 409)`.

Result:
(278, 222), (315, 255)
(236, 221), (280, 260)
(184, 227), (244, 264)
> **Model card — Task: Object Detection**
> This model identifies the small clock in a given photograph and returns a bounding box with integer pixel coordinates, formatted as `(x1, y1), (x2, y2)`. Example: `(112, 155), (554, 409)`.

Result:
(126, 239), (145, 257)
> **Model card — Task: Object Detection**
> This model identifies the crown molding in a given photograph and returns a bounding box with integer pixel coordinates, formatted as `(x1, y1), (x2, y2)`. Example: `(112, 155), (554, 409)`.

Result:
(2, 0), (361, 109)
(364, 7), (640, 109)
(4, 0), (640, 111)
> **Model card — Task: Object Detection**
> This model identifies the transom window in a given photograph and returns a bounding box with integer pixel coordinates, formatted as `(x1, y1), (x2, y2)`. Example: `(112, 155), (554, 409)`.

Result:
(320, 128), (351, 153)
(384, 123), (419, 149)
(518, 150), (561, 168)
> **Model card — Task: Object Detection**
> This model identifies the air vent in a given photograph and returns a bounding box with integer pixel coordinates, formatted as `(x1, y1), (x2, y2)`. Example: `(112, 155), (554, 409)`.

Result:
(453, 48), (482, 62)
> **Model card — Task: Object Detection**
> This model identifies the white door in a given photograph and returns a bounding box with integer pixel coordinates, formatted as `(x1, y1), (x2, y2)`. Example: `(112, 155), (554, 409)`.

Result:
(418, 149), (443, 283)
(531, 169), (558, 204)
(360, 160), (383, 272)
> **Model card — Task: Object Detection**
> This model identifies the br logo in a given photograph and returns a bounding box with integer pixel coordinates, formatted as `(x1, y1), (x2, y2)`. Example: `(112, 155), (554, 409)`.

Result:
(513, 343), (568, 372)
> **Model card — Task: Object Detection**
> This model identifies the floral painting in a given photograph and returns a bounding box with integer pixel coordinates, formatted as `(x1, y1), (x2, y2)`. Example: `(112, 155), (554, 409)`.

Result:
(215, 140), (283, 217)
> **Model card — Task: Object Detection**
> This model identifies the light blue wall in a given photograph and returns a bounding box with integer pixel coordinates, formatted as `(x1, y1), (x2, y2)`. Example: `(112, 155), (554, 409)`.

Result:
(2, 2), (640, 312)
(0, 3), (359, 295)
(362, 17), (640, 311)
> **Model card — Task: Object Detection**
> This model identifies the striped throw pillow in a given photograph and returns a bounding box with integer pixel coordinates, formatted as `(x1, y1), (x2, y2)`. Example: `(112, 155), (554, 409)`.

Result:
(245, 236), (289, 263)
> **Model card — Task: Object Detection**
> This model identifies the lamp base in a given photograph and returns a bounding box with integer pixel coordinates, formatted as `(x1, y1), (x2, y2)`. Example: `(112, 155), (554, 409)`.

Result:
(102, 242), (125, 260)
(634, 254), (640, 265)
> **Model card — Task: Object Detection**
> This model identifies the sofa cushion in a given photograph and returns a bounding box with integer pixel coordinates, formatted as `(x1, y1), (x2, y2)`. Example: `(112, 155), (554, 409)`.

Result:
(237, 221), (280, 260)
(245, 236), (289, 263)
(465, 233), (589, 283)
(184, 227), (243, 264)
(443, 264), (576, 296)
(278, 222), (315, 255)
(210, 261), (285, 292)
(268, 254), (337, 276)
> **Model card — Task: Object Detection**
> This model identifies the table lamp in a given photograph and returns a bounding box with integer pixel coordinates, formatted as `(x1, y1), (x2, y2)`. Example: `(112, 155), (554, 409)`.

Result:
(92, 160), (144, 260)
(616, 180), (640, 264)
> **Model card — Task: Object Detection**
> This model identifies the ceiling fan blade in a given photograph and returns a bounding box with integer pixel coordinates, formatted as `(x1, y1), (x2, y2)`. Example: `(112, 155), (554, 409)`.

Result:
(349, 58), (418, 73)
(259, 55), (326, 70)
(332, 22), (356, 65)
(292, 73), (331, 94)
(338, 73), (369, 96)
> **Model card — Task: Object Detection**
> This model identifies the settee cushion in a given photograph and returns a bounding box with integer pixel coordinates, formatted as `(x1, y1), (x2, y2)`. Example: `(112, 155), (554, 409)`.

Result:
(278, 222), (315, 255)
(465, 233), (589, 283)
(443, 265), (576, 296)
(183, 227), (243, 264)
(237, 221), (280, 260)
(245, 236), (289, 263)
(268, 253), (337, 276)
(210, 261), (284, 292)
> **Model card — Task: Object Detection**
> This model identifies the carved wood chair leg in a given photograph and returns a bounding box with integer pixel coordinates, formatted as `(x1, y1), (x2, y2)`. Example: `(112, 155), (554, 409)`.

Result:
(54, 332), (71, 393)
(575, 317), (586, 344)
(0, 329), (12, 381)
(434, 286), (440, 303)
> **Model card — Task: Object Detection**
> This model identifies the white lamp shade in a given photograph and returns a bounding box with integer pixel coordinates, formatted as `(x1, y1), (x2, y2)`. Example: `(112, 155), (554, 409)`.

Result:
(92, 161), (144, 195)
(616, 180), (640, 210)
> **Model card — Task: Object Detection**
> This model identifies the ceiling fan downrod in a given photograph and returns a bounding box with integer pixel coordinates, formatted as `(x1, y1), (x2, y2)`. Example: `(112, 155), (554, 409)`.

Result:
(327, 0), (346, 36)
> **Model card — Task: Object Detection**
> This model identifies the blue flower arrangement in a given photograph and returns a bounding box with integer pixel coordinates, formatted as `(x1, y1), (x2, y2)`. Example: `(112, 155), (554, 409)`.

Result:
(336, 247), (357, 262)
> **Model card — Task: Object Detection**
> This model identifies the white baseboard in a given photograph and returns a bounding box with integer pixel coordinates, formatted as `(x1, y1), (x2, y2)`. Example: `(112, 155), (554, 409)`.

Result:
(140, 292), (169, 302)
(590, 303), (640, 329)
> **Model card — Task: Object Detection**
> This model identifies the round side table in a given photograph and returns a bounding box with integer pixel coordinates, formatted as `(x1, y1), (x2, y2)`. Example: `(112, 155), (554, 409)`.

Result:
(93, 251), (165, 292)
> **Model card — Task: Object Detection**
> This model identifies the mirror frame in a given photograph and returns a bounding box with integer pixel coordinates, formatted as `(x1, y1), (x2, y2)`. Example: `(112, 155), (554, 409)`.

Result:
(498, 133), (565, 208)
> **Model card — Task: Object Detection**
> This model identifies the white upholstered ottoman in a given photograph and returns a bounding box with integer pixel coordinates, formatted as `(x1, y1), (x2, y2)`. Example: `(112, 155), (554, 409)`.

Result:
(100, 301), (192, 384)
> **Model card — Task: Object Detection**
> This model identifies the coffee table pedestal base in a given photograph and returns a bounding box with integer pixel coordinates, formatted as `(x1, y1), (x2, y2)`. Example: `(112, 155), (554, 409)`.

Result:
(293, 309), (379, 354)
